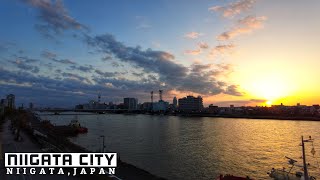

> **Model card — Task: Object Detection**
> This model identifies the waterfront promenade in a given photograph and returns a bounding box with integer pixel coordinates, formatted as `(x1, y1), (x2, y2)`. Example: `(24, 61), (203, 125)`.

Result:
(1, 112), (166, 180)
(0, 118), (79, 180)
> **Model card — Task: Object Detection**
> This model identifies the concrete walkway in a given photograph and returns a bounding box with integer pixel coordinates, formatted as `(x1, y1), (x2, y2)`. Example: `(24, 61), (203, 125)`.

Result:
(0, 119), (79, 180)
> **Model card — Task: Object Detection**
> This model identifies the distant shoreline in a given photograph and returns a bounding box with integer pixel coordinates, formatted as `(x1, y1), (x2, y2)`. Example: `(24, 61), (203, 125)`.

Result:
(173, 113), (320, 121)
(37, 110), (320, 122)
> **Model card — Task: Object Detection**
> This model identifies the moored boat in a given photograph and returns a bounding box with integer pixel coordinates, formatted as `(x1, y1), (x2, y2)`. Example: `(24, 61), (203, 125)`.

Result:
(69, 116), (88, 133)
(216, 174), (253, 180)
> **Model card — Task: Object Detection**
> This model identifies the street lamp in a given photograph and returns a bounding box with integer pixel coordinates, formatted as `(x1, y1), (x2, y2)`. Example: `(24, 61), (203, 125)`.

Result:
(100, 135), (106, 153)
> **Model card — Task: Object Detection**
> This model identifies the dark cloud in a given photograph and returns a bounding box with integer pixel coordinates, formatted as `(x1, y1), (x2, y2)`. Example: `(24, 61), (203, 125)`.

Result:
(21, 0), (88, 37)
(0, 67), (163, 106)
(224, 85), (243, 96)
(51, 58), (76, 64)
(85, 33), (243, 96)
(111, 62), (122, 67)
(61, 72), (91, 83)
(69, 65), (93, 73)
(132, 72), (144, 77)
(14, 56), (39, 63)
(9, 59), (40, 73)
(41, 50), (76, 64)
(85, 33), (187, 77)
(94, 69), (118, 77)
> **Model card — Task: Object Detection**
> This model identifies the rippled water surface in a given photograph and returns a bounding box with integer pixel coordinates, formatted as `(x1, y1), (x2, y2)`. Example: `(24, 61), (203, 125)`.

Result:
(39, 113), (320, 180)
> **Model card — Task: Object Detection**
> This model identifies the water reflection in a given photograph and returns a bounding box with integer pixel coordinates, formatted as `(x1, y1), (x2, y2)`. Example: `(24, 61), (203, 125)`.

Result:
(39, 113), (320, 180)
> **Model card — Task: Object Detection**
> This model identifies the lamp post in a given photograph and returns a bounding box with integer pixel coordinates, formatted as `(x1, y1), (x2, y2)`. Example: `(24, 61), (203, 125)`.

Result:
(100, 135), (105, 153)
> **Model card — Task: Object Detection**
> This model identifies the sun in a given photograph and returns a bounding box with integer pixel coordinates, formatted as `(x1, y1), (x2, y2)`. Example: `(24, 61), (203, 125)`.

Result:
(266, 100), (272, 106)
(250, 75), (289, 102)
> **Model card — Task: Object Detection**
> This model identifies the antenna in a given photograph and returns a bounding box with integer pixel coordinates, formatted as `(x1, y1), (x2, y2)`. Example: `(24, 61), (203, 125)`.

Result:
(98, 92), (101, 103)
(159, 90), (163, 101)
(151, 91), (153, 103)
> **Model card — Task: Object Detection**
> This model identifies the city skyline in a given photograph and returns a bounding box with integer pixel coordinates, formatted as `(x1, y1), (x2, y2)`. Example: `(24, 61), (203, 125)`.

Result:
(1, 0), (320, 107)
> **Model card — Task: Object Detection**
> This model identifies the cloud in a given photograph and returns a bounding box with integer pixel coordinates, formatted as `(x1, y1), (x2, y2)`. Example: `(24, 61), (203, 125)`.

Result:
(136, 23), (152, 29)
(94, 69), (118, 77)
(41, 50), (77, 65)
(9, 59), (40, 73)
(69, 65), (94, 73)
(184, 32), (203, 39)
(185, 49), (201, 55)
(184, 42), (209, 55)
(41, 50), (57, 59)
(224, 85), (243, 96)
(52, 58), (76, 64)
(111, 62), (122, 67)
(214, 98), (266, 107)
(21, 0), (88, 37)
(13, 56), (39, 63)
(217, 15), (267, 40)
(198, 42), (209, 49)
(209, 0), (256, 18)
(135, 16), (151, 29)
(61, 72), (91, 83)
(85, 33), (243, 97)
(210, 44), (235, 56)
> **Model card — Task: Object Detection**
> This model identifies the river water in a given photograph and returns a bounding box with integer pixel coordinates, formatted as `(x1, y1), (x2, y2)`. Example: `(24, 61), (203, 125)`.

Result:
(39, 113), (320, 180)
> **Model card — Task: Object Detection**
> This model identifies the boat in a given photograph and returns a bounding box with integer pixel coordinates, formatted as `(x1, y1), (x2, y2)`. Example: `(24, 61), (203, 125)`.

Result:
(268, 136), (317, 180)
(69, 116), (88, 133)
(216, 174), (253, 180)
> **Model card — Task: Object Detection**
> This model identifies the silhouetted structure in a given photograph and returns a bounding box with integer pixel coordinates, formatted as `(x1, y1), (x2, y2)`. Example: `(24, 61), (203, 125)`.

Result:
(178, 95), (203, 112)
(124, 98), (138, 110)
(173, 97), (178, 108)
(6, 94), (15, 109)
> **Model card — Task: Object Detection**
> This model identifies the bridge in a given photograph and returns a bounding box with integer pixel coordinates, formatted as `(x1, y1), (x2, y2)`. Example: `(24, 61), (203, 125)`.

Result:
(34, 108), (144, 114)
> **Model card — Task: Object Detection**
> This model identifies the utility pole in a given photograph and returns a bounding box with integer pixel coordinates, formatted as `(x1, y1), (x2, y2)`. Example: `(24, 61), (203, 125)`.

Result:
(301, 136), (313, 180)
(100, 135), (105, 153)
(151, 91), (153, 111)
(159, 90), (163, 101)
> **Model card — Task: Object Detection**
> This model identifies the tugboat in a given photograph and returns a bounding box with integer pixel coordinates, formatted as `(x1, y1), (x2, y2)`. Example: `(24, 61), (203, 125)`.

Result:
(69, 116), (88, 133)
(268, 136), (317, 180)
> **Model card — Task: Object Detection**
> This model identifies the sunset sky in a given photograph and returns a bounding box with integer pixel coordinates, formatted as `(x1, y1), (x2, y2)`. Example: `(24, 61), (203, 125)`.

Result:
(1, 0), (320, 107)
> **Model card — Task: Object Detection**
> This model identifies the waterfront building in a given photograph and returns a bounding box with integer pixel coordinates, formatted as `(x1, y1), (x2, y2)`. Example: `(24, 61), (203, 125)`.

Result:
(178, 95), (203, 112)
(124, 98), (138, 110)
(141, 102), (152, 111)
(77, 100), (108, 110)
(6, 94), (15, 109)
(0, 102), (4, 116)
(152, 100), (169, 112)
(173, 97), (178, 108)
(0, 99), (7, 106)
(29, 102), (34, 110)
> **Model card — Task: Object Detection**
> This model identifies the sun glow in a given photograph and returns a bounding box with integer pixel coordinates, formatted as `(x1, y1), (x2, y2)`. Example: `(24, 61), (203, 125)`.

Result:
(266, 100), (272, 106)
(246, 73), (296, 104)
